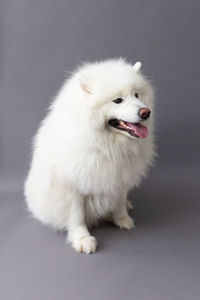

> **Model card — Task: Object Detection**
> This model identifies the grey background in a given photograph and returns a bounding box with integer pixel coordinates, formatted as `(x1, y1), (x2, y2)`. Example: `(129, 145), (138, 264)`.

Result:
(0, 1), (200, 299)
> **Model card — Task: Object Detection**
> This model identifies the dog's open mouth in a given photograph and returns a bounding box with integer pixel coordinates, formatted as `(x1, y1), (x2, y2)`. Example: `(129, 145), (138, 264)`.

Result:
(109, 119), (148, 138)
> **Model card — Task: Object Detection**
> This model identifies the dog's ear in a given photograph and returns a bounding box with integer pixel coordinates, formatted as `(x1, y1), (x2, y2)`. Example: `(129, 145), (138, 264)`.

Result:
(132, 61), (142, 73)
(79, 75), (93, 94)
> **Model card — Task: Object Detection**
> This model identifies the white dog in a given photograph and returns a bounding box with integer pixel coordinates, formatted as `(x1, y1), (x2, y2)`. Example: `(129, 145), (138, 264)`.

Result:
(24, 58), (155, 254)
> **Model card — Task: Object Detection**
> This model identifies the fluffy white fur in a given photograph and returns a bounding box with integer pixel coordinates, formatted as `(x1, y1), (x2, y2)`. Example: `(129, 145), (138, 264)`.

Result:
(24, 58), (155, 254)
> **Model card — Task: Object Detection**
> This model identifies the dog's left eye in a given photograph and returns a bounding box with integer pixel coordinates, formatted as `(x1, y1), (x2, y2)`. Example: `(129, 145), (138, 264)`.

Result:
(135, 93), (139, 98)
(113, 98), (123, 104)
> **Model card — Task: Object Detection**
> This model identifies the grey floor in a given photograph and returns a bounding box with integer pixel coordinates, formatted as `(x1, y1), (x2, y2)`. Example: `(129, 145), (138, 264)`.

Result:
(1, 163), (200, 300)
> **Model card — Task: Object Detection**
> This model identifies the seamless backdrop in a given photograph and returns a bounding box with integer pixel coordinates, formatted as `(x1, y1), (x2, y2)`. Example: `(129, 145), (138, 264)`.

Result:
(0, 1), (200, 300)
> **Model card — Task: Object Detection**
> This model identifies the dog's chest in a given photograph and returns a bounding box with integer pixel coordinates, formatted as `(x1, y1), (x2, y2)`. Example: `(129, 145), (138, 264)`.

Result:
(66, 143), (142, 195)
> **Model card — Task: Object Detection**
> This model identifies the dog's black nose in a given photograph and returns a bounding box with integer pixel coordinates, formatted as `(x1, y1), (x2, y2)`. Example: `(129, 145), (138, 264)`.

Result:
(138, 108), (151, 120)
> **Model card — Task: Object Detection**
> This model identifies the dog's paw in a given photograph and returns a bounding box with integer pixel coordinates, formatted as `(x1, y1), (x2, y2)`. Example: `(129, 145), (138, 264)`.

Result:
(126, 200), (134, 211)
(72, 236), (97, 254)
(115, 215), (135, 230)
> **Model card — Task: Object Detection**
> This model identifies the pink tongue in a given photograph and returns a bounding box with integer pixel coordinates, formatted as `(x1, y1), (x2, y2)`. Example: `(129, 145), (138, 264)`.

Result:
(126, 122), (148, 138)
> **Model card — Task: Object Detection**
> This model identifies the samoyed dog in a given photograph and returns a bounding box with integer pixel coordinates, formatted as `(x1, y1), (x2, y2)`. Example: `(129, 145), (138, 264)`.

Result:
(24, 58), (155, 254)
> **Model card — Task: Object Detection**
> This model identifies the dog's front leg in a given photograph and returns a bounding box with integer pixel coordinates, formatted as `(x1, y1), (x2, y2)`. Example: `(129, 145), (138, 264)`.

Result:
(112, 195), (135, 230)
(67, 192), (97, 254)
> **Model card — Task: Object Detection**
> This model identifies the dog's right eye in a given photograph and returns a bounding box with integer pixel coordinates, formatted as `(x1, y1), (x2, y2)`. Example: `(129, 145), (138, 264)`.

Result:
(113, 98), (123, 104)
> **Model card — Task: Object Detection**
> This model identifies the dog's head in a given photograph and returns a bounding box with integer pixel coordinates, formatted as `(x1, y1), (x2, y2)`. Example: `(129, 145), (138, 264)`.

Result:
(76, 58), (154, 139)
